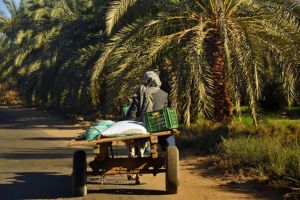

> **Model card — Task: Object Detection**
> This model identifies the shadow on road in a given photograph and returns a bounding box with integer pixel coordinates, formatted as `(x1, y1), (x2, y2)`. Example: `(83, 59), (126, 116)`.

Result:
(0, 106), (82, 130)
(0, 172), (167, 199)
(89, 188), (167, 195)
(24, 137), (75, 141)
(0, 147), (76, 159)
(0, 172), (73, 199)
(0, 124), (83, 130)
(0, 152), (73, 159)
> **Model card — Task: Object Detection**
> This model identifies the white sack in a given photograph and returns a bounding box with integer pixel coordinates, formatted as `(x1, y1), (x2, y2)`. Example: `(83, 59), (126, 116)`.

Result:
(101, 120), (148, 137)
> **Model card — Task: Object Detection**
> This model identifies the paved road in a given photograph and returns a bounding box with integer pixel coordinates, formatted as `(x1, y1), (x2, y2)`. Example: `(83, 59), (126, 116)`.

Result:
(0, 106), (277, 200)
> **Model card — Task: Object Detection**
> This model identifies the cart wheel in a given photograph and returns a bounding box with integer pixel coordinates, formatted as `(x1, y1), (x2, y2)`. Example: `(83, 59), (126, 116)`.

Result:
(72, 150), (87, 197)
(166, 146), (179, 194)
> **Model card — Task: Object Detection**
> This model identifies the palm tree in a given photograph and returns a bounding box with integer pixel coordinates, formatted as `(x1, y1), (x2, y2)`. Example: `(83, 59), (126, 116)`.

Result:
(0, 0), (19, 37)
(91, 0), (300, 126)
(0, 0), (23, 101)
(0, 0), (110, 114)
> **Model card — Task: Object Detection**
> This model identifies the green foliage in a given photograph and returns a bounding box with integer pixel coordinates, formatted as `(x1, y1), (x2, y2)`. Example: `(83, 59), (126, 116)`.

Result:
(92, 0), (300, 126)
(0, 0), (299, 123)
(178, 110), (300, 154)
(0, 0), (109, 115)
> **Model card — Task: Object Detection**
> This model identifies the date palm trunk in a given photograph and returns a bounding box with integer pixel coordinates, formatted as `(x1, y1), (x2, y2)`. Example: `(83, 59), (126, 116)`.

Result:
(207, 25), (233, 125)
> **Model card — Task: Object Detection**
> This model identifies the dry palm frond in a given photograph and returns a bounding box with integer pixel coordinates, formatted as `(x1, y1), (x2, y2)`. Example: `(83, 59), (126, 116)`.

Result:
(282, 64), (298, 107)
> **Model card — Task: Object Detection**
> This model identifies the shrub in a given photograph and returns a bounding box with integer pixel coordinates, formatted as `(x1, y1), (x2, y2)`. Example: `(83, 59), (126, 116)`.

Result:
(176, 122), (230, 154)
(220, 135), (300, 181)
(178, 116), (300, 197)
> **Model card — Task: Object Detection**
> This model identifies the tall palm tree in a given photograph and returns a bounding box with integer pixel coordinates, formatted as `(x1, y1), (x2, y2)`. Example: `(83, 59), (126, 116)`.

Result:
(91, 0), (300, 126)
(0, 0), (110, 114)
(0, 0), (19, 37)
(0, 0), (23, 99)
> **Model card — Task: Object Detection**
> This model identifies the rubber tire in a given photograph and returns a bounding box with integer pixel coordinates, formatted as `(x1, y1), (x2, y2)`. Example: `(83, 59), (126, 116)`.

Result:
(166, 146), (179, 194)
(72, 150), (87, 197)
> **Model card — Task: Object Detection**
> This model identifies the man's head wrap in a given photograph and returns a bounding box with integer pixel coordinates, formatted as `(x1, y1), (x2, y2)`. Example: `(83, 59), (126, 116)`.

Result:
(144, 71), (161, 88)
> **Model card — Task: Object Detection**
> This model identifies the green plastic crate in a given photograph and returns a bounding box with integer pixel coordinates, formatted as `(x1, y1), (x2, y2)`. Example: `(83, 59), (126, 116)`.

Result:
(143, 108), (179, 133)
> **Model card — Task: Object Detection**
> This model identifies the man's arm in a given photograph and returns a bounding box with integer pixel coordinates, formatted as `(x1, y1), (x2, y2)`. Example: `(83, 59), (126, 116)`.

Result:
(126, 94), (139, 120)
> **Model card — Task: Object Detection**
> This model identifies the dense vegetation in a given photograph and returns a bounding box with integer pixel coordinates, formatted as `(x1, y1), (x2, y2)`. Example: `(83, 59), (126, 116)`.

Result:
(177, 108), (300, 197)
(0, 0), (300, 126)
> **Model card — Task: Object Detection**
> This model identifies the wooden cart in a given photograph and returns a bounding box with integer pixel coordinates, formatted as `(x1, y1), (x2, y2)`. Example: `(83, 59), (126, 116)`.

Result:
(68, 130), (180, 197)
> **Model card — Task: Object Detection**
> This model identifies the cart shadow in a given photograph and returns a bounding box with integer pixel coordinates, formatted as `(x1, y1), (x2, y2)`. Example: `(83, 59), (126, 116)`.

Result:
(87, 181), (147, 186)
(0, 172), (73, 199)
(89, 188), (167, 195)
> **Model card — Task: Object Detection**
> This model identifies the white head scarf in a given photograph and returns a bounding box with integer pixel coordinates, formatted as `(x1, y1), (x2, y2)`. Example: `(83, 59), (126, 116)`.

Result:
(144, 71), (161, 88)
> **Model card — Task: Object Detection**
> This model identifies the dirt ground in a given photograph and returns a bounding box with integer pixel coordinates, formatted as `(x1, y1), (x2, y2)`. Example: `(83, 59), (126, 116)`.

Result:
(0, 106), (281, 200)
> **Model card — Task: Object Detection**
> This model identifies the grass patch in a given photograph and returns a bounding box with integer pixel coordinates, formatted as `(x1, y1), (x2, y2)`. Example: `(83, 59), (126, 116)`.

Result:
(234, 115), (254, 126)
(177, 108), (300, 197)
(220, 135), (300, 180)
(177, 109), (300, 155)
(219, 133), (300, 198)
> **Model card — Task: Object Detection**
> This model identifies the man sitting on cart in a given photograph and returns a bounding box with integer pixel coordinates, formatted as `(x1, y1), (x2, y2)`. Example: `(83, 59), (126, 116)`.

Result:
(126, 71), (176, 151)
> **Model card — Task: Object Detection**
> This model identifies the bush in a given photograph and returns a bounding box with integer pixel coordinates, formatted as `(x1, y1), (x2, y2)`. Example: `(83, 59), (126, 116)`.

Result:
(176, 122), (230, 154)
(220, 135), (300, 181)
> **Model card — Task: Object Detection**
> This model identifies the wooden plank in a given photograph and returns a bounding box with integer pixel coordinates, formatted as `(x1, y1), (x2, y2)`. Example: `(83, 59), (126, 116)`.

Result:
(87, 168), (166, 176)
(68, 131), (172, 147)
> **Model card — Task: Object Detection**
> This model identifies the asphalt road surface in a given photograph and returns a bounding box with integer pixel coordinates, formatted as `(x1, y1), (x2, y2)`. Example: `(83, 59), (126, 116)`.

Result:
(0, 106), (278, 200)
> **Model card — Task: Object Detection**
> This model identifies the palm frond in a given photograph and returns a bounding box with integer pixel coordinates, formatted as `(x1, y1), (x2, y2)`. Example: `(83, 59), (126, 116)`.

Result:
(188, 21), (214, 118)
(227, 19), (262, 125)
(282, 63), (298, 107)
(106, 0), (138, 35)
(33, 27), (61, 49)
(50, 0), (77, 21)
(16, 29), (33, 44)
(251, 0), (300, 31)
(14, 49), (32, 67)
(0, 11), (8, 24)
(3, 0), (18, 17)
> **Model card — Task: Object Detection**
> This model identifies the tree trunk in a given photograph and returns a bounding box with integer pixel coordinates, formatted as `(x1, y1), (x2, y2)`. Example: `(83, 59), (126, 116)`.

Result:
(207, 26), (233, 125)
